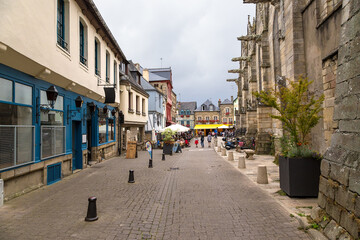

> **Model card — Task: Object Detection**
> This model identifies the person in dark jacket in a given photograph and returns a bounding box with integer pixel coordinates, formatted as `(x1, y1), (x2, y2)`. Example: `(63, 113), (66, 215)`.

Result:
(200, 133), (205, 148)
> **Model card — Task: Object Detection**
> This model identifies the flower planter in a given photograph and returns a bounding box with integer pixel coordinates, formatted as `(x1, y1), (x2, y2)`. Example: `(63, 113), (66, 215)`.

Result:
(163, 142), (174, 155)
(279, 155), (321, 197)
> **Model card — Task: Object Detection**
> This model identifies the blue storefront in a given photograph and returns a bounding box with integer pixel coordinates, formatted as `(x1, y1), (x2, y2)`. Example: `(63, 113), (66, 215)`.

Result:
(0, 64), (116, 189)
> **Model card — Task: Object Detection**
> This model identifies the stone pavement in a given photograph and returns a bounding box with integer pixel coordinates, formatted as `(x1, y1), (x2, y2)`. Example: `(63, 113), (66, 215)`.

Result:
(0, 141), (311, 240)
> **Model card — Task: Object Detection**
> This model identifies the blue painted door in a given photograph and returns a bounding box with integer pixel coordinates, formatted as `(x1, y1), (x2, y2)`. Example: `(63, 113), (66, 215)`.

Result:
(72, 121), (83, 170)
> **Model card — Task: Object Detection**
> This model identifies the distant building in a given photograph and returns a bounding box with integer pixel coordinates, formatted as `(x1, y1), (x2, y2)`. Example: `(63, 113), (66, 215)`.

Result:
(177, 101), (197, 129)
(143, 68), (174, 126)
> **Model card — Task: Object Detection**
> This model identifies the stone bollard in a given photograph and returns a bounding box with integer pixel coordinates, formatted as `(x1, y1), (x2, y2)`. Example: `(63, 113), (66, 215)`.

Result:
(128, 170), (135, 183)
(85, 196), (98, 221)
(217, 146), (221, 152)
(244, 150), (255, 160)
(0, 179), (3, 207)
(228, 151), (234, 161)
(214, 139), (218, 147)
(221, 148), (227, 156)
(257, 165), (268, 184)
(238, 156), (246, 169)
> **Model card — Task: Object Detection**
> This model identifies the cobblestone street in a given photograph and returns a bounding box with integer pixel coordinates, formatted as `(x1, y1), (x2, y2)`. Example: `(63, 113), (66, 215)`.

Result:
(0, 144), (310, 240)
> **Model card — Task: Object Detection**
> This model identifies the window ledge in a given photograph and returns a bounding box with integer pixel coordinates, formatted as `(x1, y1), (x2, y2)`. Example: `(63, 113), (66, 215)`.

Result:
(79, 62), (88, 72)
(56, 43), (71, 59)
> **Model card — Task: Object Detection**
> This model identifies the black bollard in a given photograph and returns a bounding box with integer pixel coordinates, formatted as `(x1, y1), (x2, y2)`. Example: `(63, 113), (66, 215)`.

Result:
(85, 196), (98, 221)
(162, 153), (165, 161)
(148, 159), (153, 168)
(170, 151), (172, 156)
(128, 170), (135, 183)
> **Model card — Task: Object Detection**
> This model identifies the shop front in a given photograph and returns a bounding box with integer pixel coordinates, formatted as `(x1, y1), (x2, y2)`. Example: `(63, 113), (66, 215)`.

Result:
(0, 64), (116, 200)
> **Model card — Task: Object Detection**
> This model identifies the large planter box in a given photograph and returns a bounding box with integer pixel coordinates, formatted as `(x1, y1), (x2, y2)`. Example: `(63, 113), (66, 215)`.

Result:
(279, 156), (321, 197)
(163, 143), (173, 155)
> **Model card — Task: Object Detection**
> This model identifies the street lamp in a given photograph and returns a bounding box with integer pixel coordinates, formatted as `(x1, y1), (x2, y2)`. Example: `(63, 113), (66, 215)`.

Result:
(46, 85), (59, 108)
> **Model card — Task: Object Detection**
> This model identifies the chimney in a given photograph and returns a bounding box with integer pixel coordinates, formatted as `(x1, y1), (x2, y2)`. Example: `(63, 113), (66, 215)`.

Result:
(218, 99), (221, 108)
(231, 96), (233, 102)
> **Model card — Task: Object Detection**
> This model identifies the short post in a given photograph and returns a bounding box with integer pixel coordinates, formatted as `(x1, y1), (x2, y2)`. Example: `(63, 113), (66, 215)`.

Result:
(217, 146), (221, 152)
(0, 179), (3, 207)
(214, 139), (218, 147)
(162, 153), (165, 161)
(221, 148), (227, 156)
(238, 156), (246, 169)
(228, 151), (234, 161)
(128, 170), (135, 183)
(257, 165), (268, 184)
(85, 196), (98, 221)
(148, 159), (153, 168)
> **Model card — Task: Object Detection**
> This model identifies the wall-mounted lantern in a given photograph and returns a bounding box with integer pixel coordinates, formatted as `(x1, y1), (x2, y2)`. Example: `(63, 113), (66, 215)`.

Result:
(126, 84), (131, 91)
(46, 85), (59, 108)
(103, 105), (108, 114)
(75, 96), (83, 108)
(88, 102), (96, 113)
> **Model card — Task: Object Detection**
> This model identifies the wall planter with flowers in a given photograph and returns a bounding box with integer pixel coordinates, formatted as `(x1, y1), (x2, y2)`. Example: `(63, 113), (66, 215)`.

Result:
(161, 128), (176, 155)
(254, 76), (324, 197)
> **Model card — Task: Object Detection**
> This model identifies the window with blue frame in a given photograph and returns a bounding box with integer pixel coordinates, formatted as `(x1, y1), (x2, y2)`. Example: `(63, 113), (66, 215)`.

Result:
(187, 121), (190, 125)
(40, 90), (65, 159)
(113, 60), (117, 87)
(95, 38), (101, 76)
(0, 78), (34, 170)
(180, 110), (184, 115)
(57, 0), (68, 51)
(186, 110), (190, 115)
(106, 51), (110, 82)
(99, 108), (115, 144)
(79, 19), (88, 65)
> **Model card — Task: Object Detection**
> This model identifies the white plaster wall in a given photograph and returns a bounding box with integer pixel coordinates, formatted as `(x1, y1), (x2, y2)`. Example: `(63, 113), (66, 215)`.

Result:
(119, 85), (148, 124)
(0, 0), (123, 103)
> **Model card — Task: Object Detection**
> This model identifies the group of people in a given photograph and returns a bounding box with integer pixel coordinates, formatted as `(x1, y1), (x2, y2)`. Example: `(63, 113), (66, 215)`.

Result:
(194, 132), (212, 148)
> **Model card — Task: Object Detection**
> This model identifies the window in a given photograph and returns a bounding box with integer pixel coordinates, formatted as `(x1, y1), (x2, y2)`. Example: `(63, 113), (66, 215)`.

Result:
(202, 105), (206, 111)
(223, 118), (227, 123)
(98, 109), (115, 144)
(142, 98), (145, 114)
(229, 118), (233, 123)
(226, 108), (230, 113)
(187, 121), (190, 125)
(106, 51), (110, 82)
(95, 38), (101, 76)
(206, 116), (210, 120)
(181, 121), (184, 125)
(154, 84), (159, 87)
(136, 95), (140, 114)
(40, 90), (65, 159)
(158, 94), (161, 108)
(0, 78), (35, 170)
(128, 92), (133, 112)
(57, 0), (68, 51)
(186, 110), (190, 115)
(79, 19), (88, 65)
(209, 105), (214, 111)
(114, 61), (117, 87)
(198, 117), (202, 120)
(180, 110), (184, 115)
(214, 116), (218, 121)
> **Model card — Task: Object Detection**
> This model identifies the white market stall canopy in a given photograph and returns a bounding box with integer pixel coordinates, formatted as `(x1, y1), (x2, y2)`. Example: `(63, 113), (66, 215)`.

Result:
(159, 124), (190, 133)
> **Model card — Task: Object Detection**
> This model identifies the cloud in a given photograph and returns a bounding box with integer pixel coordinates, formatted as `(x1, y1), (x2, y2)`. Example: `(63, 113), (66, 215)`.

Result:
(93, 0), (255, 104)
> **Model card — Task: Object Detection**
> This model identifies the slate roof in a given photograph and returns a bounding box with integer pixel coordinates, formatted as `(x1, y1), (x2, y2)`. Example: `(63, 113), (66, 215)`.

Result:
(221, 98), (232, 104)
(195, 99), (219, 111)
(178, 102), (197, 114)
(147, 68), (172, 85)
(121, 60), (148, 97)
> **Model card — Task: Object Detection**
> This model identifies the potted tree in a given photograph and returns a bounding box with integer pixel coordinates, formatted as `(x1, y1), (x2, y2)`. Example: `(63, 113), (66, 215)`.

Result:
(253, 76), (324, 197)
(162, 128), (176, 155)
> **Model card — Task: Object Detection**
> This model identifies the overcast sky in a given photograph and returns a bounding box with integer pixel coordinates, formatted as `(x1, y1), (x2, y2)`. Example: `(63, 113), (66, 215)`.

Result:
(93, 0), (255, 105)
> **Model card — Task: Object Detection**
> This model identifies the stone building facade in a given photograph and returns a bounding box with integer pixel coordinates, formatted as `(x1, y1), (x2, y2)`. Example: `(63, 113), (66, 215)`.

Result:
(194, 100), (220, 125)
(219, 98), (235, 125)
(238, 0), (359, 237)
(316, 1), (360, 239)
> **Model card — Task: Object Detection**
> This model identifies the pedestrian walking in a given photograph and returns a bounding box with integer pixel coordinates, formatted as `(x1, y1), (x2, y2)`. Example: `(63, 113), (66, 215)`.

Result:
(195, 137), (199, 148)
(207, 133), (212, 148)
(200, 133), (205, 148)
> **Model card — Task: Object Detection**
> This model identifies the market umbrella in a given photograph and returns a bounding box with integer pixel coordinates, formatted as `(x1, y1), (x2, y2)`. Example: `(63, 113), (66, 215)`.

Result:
(160, 124), (190, 133)
(218, 125), (229, 129)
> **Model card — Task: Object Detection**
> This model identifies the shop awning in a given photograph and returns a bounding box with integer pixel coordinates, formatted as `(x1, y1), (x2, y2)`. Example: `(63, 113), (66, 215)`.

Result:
(194, 124), (232, 130)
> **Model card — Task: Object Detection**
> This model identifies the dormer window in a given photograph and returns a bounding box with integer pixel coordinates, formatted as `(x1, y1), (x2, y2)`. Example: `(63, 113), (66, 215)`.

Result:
(209, 105), (214, 111)
(201, 105), (206, 111)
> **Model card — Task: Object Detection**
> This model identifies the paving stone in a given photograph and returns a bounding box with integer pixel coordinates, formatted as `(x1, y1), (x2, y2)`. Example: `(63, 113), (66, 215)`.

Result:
(0, 140), (310, 239)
